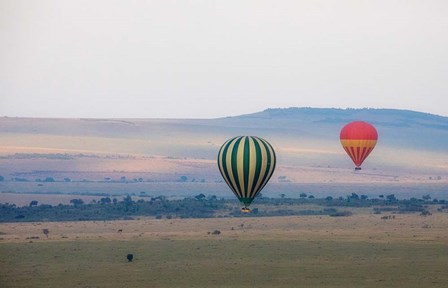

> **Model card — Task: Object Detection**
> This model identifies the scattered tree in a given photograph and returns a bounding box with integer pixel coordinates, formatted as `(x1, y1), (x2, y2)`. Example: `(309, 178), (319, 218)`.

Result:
(386, 194), (397, 202)
(100, 197), (111, 204)
(127, 254), (134, 262)
(195, 193), (206, 200)
(42, 228), (50, 238)
(70, 198), (84, 206)
(29, 200), (38, 207)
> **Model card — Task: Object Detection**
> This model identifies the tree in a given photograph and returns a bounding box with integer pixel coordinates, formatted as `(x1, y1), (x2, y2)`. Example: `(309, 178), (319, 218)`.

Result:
(42, 228), (49, 238)
(325, 196), (333, 201)
(70, 198), (84, 206)
(0, 175), (4, 181)
(43, 177), (55, 182)
(386, 194), (397, 202)
(280, 194), (285, 199)
(29, 200), (38, 207)
(179, 175), (188, 182)
(195, 193), (206, 200)
(299, 193), (307, 198)
(127, 254), (134, 262)
(123, 195), (133, 205)
(64, 178), (71, 182)
(422, 194), (431, 201)
(100, 197), (111, 204)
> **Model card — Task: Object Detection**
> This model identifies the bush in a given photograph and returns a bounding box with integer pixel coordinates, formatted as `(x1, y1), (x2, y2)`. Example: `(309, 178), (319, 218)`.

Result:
(329, 211), (352, 217)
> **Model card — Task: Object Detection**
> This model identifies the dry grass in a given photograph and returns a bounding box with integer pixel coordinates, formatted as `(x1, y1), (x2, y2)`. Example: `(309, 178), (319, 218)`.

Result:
(1, 214), (447, 244)
(1, 214), (448, 287)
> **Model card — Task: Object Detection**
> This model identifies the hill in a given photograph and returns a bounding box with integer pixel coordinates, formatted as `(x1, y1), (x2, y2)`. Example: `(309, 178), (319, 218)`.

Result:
(0, 108), (447, 202)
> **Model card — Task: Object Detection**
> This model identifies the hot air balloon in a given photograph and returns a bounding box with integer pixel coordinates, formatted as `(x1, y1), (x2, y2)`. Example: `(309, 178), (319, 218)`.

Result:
(217, 136), (276, 212)
(340, 121), (378, 170)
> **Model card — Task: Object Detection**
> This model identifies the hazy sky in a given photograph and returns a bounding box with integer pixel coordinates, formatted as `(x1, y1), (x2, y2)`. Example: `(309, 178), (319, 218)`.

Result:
(1, 0), (447, 118)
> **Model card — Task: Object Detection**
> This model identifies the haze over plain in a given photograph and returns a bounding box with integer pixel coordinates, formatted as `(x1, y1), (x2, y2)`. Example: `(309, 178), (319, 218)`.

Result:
(1, 108), (447, 202)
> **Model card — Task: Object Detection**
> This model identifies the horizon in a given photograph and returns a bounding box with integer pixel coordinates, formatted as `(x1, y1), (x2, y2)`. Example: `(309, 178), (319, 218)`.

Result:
(2, 106), (448, 120)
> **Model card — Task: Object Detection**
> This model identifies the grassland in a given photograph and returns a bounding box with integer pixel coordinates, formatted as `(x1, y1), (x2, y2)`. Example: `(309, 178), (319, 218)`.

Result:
(1, 214), (448, 287)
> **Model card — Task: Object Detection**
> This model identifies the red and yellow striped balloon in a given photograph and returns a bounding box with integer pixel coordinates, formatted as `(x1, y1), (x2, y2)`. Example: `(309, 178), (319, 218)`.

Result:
(340, 121), (378, 170)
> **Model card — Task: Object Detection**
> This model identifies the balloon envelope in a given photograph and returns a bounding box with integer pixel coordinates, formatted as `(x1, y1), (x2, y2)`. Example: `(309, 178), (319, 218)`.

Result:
(340, 121), (378, 169)
(217, 136), (276, 208)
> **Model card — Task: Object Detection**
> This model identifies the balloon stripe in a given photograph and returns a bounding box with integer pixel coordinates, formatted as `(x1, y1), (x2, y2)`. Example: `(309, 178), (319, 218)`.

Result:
(243, 137), (250, 198)
(220, 137), (240, 198)
(247, 137), (257, 198)
(250, 137), (263, 197)
(341, 139), (377, 148)
(346, 147), (356, 163)
(343, 146), (352, 160)
(359, 147), (368, 163)
(232, 137), (244, 196)
(356, 147), (361, 162)
(258, 138), (276, 193)
(251, 138), (268, 198)
(349, 146), (357, 164)
(267, 139), (277, 176)
(227, 138), (242, 198)
(237, 137), (248, 198)
(256, 138), (274, 195)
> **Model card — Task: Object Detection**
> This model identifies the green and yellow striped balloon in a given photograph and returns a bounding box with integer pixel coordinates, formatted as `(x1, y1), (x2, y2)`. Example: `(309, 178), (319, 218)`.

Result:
(217, 136), (276, 210)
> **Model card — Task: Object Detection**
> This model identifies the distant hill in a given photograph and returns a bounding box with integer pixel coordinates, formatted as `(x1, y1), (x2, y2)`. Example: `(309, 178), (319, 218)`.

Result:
(1, 107), (447, 156)
(0, 108), (447, 201)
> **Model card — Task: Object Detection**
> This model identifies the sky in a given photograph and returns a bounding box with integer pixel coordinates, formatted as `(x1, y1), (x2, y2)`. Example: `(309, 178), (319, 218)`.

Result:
(1, 0), (447, 118)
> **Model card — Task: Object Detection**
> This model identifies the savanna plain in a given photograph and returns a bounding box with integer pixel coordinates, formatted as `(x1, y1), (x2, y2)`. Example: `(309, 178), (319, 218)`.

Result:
(1, 110), (448, 287)
(1, 212), (448, 288)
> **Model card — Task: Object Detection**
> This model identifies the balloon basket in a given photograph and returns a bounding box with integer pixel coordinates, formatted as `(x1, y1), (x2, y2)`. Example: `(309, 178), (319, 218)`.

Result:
(241, 207), (251, 213)
(355, 167), (362, 171)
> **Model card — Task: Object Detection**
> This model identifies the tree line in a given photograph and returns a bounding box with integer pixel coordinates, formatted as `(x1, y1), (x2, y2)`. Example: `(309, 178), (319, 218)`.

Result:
(1, 193), (446, 223)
